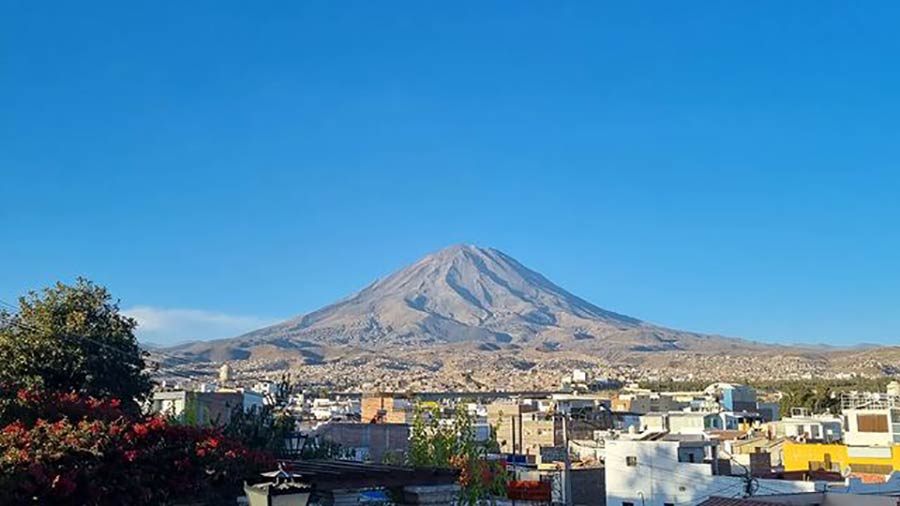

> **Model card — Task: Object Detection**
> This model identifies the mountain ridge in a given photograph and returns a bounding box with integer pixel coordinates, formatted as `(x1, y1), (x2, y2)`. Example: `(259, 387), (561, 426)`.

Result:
(170, 244), (771, 363)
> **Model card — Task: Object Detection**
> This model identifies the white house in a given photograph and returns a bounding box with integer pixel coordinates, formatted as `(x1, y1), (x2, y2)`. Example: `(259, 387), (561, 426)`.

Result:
(639, 412), (724, 434)
(769, 412), (843, 443)
(605, 438), (818, 506)
(841, 392), (900, 446)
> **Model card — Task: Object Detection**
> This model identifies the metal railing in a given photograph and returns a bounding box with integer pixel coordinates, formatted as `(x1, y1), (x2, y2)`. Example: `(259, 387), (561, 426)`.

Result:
(840, 392), (900, 410)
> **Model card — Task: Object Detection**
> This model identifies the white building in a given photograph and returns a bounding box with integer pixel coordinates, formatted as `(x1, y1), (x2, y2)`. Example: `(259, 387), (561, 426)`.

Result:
(639, 412), (723, 434)
(769, 410), (843, 443)
(572, 369), (587, 383)
(841, 392), (900, 446)
(605, 439), (818, 506)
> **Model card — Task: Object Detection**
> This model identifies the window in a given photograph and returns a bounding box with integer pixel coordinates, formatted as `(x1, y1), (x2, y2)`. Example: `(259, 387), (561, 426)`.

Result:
(857, 414), (889, 433)
(623, 503), (635, 506)
(664, 503), (675, 506)
(626, 456), (637, 467)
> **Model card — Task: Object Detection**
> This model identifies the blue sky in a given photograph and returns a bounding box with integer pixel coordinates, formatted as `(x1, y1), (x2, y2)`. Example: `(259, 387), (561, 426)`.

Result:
(2, 2), (899, 346)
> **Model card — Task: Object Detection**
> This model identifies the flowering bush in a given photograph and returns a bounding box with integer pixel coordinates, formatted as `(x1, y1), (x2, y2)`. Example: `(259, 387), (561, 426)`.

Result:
(409, 405), (507, 505)
(0, 385), (275, 505)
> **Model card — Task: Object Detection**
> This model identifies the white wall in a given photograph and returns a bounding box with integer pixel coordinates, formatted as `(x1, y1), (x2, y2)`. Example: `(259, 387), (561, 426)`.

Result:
(843, 409), (898, 446)
(667, 415), (708, 435)
(605, 440), (817, 506)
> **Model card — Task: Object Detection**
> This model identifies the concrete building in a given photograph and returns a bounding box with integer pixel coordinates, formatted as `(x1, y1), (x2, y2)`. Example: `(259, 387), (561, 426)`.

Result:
(605, 438), (818, 506)
(147, 390), (244, 425)
(706, 383), (759, 412)
(701, 473), (900, 504)
(361, 393), (414, 424)
(841, 392), (900, 447)
(496, 411), (562, 462)
(700, 489), (900, 506)
(314, 422), (411, 463)
(612, 392), (690, 414)
(783, 441), (900, 476)
(768, 411), (843, 443)
(888, 381), (900, 397)
(640, 412), (723, 434)
(718, 411), (765, 431)
(727, 437), (787, 468)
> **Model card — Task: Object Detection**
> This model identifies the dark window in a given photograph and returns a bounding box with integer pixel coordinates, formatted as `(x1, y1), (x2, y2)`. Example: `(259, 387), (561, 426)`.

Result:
(626, 456), (637, 467)
(665, 503), (675, 506)
(623, 503), (635, 506)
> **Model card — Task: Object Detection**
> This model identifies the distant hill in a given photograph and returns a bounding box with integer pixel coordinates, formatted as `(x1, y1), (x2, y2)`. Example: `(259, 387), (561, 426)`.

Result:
(170, 244), (769, 363)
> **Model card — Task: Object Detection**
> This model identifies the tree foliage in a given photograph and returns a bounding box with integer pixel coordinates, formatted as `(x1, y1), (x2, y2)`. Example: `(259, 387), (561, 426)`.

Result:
(222, 405), (296, 456)
(0, 278), (152, 407)
(408, 404), (507, 505)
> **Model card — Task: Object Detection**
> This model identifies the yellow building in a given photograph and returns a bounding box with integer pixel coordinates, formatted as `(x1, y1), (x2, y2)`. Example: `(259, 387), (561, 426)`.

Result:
(783, 442), (900, 475)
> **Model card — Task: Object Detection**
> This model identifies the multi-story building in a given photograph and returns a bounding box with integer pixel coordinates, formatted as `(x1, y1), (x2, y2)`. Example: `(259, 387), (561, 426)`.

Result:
(783, 441), (900, 476)
(612, 392), (690, 414)
(361, 393), (414, 424)
(640, 412), (724, 434)
(606, 438), (818, 506)
(147, 390), (244, 425)
(841, 392), (900, 446)
(314, 422), (410, 463)
(767, 409), (843, 443)
(705, 382), (758, 412)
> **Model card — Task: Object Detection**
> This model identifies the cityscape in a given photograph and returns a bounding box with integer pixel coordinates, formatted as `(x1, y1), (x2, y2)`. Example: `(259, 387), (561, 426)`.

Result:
(4, 2), (900, 505)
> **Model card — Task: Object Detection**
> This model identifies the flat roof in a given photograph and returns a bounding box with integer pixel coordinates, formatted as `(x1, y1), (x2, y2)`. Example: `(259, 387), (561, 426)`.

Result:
(275, 460), (459, 491)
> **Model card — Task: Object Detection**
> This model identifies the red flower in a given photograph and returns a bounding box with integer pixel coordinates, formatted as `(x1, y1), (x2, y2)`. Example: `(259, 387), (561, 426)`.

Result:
(132, 423), (149, 437)
(2, 420), (26, 435)
(123, 450), (138, 462)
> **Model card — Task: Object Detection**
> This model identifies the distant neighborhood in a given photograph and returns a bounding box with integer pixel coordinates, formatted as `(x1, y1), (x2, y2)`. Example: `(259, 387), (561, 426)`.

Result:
(149, 359), (900, 505)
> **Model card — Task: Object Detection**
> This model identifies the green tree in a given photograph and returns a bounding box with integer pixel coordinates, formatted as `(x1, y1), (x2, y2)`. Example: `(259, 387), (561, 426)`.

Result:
(0, 278), (152, 407)
(408, 404), (507, 505)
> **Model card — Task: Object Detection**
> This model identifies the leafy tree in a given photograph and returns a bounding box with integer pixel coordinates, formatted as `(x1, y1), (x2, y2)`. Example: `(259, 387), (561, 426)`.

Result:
(777, 383), (842, 415)
(408, 404), (507, 505)
(223, 404), (296, 455)
(0, 278), (152, 407)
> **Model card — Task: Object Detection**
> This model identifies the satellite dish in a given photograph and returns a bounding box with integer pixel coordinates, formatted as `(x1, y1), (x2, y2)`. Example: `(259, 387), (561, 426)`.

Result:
(841, 465), (852, 478)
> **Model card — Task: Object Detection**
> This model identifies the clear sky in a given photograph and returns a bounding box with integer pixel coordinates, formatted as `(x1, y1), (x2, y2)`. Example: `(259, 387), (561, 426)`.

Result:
(2, 2), (899, 346)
